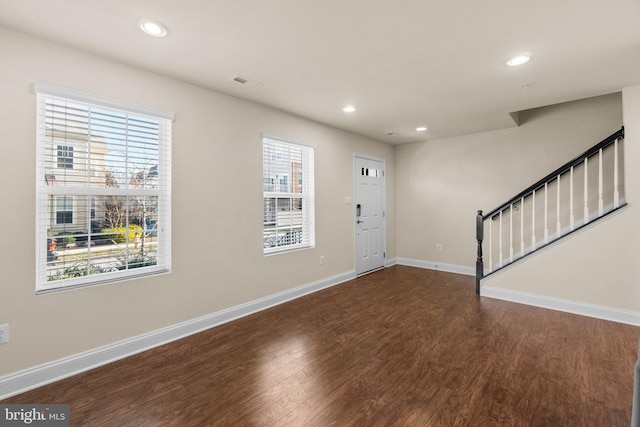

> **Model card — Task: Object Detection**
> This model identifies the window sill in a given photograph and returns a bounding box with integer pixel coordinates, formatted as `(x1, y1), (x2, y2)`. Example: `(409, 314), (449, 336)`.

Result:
(264, 244), (314, 257)
(36, 267), (170, 295)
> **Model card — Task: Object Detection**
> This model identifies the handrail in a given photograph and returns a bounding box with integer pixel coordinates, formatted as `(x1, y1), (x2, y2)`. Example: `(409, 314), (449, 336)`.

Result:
(476, 210), (483, 294)
(476, 126), (626, 295)
(483, 127), (624, 220)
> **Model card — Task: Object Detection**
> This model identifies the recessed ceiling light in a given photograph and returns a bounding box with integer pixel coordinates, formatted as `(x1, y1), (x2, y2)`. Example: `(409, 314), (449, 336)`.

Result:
(507, 55), (530, 66)
(342, 105), (356, 113)
(139, 19), (168, 37)
(416, 126), (428, 132)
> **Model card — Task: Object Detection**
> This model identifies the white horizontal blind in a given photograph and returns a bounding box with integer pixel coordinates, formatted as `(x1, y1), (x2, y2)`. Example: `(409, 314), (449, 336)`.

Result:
(263, 136), (315, 254)
(35, 85), (172, 293)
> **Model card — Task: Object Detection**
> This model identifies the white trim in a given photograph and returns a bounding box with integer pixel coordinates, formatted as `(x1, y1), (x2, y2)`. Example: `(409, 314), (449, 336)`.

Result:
(263, 244), (314, 256)
(396, 257), (475, 276)
(33, 82), (175, 121)
(261, 132), (315, 149)
(385, 257), (398, 267)
(481, 285), (640, 326)
(0, 269), (356, 400)
(36, 268), (171, 295)
(262, 135), (315, 254)
(35, 89), (172, 292)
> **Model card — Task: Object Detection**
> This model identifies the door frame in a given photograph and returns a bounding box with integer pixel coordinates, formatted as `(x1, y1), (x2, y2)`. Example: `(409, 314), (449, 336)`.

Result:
(353, 154), (387, 276)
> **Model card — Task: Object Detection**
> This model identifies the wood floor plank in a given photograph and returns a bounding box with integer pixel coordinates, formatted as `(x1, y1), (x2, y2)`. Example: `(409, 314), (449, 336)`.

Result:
(2, 266), (638, 426)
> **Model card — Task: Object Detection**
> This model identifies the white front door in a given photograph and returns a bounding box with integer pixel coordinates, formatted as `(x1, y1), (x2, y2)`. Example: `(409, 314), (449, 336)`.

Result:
(355, 156), (386, 275)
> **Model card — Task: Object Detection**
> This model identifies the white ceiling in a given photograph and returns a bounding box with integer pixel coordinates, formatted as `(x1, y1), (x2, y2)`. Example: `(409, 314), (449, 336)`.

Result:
(1, 0), (639, 144)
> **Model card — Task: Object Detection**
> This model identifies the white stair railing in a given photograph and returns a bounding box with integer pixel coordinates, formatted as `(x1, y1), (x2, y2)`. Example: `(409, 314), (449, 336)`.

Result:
(475, 128), (625, 293)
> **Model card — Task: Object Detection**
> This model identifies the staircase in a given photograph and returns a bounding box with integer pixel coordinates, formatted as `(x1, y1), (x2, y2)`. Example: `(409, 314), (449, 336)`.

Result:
(475, 127), (625, 293)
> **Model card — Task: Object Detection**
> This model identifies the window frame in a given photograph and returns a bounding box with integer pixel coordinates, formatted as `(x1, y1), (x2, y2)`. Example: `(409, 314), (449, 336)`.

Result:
(54, 195), (75, 225)
(262, 134), (315, 255)
(35, 83), (174, 293)
(56, 145), (74, 169)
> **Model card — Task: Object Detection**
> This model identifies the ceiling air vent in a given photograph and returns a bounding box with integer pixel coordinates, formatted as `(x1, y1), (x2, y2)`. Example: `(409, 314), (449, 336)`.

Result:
(229, 74), (263, 88)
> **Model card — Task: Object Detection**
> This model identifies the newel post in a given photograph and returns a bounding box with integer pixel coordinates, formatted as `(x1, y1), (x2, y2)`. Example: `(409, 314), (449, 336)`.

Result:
(476, 210), (484, 295)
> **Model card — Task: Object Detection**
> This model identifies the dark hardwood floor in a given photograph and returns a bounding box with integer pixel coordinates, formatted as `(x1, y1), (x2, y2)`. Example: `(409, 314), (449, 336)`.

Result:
(2, 266), (639, 426)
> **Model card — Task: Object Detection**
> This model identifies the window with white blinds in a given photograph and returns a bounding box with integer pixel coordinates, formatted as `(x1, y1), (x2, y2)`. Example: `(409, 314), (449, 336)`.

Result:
(263, 135), (315, 254)
(35, 83), (173, 293)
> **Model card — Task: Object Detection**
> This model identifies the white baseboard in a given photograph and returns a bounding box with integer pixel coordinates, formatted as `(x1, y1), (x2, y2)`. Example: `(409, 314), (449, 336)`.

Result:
(481, 285), (640, 326)
(385, 257), (398, 267)
(0, 270), (356, 400)
(396, 257), (475, 276)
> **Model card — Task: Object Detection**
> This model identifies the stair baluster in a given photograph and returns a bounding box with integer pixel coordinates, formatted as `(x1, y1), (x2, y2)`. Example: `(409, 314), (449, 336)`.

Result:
(475, 127), (625, 294)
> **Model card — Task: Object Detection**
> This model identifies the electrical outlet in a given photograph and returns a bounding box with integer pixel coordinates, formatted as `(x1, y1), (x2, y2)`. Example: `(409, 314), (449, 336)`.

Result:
(436, 243), (443, 252)
(0, 323), (9, 345)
